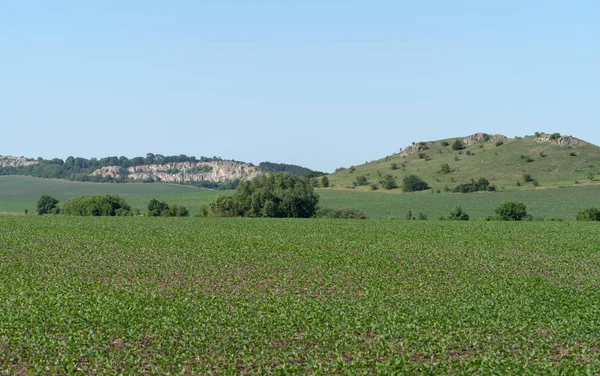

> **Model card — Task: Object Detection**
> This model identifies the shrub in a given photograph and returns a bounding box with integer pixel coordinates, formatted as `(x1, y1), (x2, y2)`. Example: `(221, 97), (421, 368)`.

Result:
(532, 180), (539, 187)
(315, 207), (368, 219)
(320, 176), (329, 187)
(440, 164), (451, 174)
(64, 195), (132, 216)
(523, 174), (534, 182)
(520, 155), (534, 163)
(369, 183), (379, 190)
(576, 208), (600, 221)
(495, 141), (504, 147)
(448, 206), (469, 220)
(196, 204), (209, 217)
(390, 162), (399, 170)
(494, 202), (529, 221)
(355, 175), (368, 186)
(402, 175), (429, 192)
(451, 140), (465, 150)
(380, 174), (398, 190)
(349, 166), (356, 173)
(453, 178), (493, 193)
(37, 194), (61, 215)
(570, 152), (577, 157)
(418, 152), (427, 159)
(551, 132), (561, 140)
(587, 172), (594, 181)
(441, 141), (449, 146)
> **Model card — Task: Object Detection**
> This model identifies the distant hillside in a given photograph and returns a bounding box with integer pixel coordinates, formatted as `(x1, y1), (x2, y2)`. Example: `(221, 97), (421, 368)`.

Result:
(258, 162), (325, 177)
(0, 153), (321, 188)
(328, 132), (600, 191)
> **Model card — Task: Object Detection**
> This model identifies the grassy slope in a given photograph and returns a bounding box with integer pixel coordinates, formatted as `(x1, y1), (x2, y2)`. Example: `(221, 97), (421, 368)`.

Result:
(328, 134), (600, 191)
(1, 217), (600, 374)
(0, 176), (228, 214)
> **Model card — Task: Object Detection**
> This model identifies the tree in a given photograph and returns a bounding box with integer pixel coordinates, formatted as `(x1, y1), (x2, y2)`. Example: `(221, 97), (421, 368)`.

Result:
(494, 202), (529, 221)
(355, 175), (368, 186)
(63, 195), (132, 216)
(37, 194), (60, 215)
(448, 206), (469, 220)
(196, 204), (209, 217)
(402, 175), (429, 192)
(451, 140), (465, 150)
(576, 208), (600, 221)
(379, 174), (398, 190)
(147, 199), (170, 216)
(320, 176), (329, 188)
(210, 173), (319, 218)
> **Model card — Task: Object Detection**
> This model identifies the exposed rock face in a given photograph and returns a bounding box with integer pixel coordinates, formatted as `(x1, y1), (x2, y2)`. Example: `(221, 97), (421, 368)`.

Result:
(91, 161), (261, 182)
(399, 133), (508, 156)
(462, 133), (507, 146)
(0, 156), (38, 168)
(535, 134), (586, 147)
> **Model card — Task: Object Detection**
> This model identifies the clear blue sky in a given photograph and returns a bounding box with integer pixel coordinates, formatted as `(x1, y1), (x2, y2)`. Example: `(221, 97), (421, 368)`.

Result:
(1, 1), (599, 172)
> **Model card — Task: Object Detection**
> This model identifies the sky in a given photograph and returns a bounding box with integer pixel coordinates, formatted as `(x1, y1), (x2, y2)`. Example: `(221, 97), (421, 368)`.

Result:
(1, 1), (599, 172)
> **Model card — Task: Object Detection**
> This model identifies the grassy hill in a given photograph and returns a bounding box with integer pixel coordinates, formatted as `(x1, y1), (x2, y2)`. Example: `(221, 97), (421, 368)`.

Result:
(328, 133), (600, 191)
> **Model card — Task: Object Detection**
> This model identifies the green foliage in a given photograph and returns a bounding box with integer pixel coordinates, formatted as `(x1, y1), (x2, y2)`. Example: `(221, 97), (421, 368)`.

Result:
(36, 194), (60, 215)
(451, 140), (465, 150)
(402, 175), (429, 192)
(315, 207), (368, 219)
(448, 206), (469, 220)
(495, 141), (504, 147)
(258, 162), (324, 177)
(453, 178), (494, 193)
(355, 175), (368, 186)
(523, 174), (534, 182)
(587, 172), (594, 181)
(210, 173), (319, 218)
(494, 201), (529, 221)
(551, 132), (561, 140)
(349, 166), (356, 173)
(196, 204), (209, 217)
(147, 199), (170, 216)
(440, 141), (449, 146)
(320, 176), (330, 187)
(521, 155), (534, 163)
(379, 174), (398, 190)
(576, 208), (600, 221)
(63, 195), (132, 216)
(390, 162), (399, 170)
(570, 152), (577, 157)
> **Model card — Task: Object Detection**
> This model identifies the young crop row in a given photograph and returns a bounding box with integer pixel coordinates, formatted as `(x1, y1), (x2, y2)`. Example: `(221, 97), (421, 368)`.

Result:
(0, 217), (599, 374)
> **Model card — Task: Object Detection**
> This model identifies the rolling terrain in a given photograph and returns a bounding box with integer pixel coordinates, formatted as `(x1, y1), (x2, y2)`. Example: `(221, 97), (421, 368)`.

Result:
(328, 133), (600, 191)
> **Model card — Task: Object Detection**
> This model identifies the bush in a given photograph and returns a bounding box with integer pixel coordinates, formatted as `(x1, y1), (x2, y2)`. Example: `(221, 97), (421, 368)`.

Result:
(380, 174), (398, 190)
(210, 173), (319, 218)
(402, 175), (429, 192)
(315, 207), (368, 219)
(453, 178), (494, 193)
(355, 175), (368, 186)
(576, 208), (600, 221)
(147, 199), (189, 217)
(451, 140), (465, 150)
(494, 202), (529, 221)
(523, 174), (534, 182)
(37, 194), (61, 215)
(441, 141), (449, 146)
(320, 176), (329, 187)
(390, 162), (399, 170)
(63, 195), (132, 216)
(440, 164), (451, 174)
(448, 206), (469, 220)
(495, 141), (504, 147)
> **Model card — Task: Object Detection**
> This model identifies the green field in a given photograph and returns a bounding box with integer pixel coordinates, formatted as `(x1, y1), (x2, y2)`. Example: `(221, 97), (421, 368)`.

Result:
(2, 176), (600, 220)
(1, 216), (599, 374)
(0, 176), (226, 215)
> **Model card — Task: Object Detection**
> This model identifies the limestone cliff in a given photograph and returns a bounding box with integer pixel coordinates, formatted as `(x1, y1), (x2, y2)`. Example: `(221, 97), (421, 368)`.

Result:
(91, 160), (261, 182)
(0, 156), (39, 168)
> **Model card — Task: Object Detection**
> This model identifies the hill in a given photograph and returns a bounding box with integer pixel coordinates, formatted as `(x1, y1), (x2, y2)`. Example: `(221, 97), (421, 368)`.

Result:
(0, 153), (322, 187)
(328, 132), (600, 191)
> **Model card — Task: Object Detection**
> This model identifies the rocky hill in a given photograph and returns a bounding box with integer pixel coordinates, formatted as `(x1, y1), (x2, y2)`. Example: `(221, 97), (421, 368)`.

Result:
(328, 132), (600, 191)
(91, 160), (260, 183)
(0, 156), (38, 168)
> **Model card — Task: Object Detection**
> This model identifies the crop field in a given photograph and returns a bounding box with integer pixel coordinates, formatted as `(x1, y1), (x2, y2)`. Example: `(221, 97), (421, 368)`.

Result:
(3, 176), (600, 220)
(0, 176), (225, 214)
(1, 217), (599, 374)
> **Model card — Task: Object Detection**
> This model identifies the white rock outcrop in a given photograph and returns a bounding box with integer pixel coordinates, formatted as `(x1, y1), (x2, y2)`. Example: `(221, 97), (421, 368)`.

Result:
(91, 161), (261, 182)
(0, 156), (39, 168)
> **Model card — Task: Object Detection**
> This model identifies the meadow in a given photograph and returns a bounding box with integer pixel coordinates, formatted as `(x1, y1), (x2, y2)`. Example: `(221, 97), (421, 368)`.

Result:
(2, 176), (600, 220)
(1, 216), (599, 374)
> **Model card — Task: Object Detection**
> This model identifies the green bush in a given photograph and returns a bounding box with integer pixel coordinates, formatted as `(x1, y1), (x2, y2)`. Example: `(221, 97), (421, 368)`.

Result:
(315, 207), (368, 219)
(523, 174), (534, 182)
(495, 141), (504, 147)
(440, 164), (451, 174)
(37, 194), (61, 215)
(355, 175), (368, 186)
(451, 140), (465, 150)
(64, 195), (132, 216)
(494, 202), (529, 221)
(147, 199), (189, 217)
(402, 175), (429, 192)
(453, 178), (494, 193)
(440, 141), (449, 146)
(380, 174), (398, 190)
(576, 208), (600, 221)
(448, 206), (469, 220)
